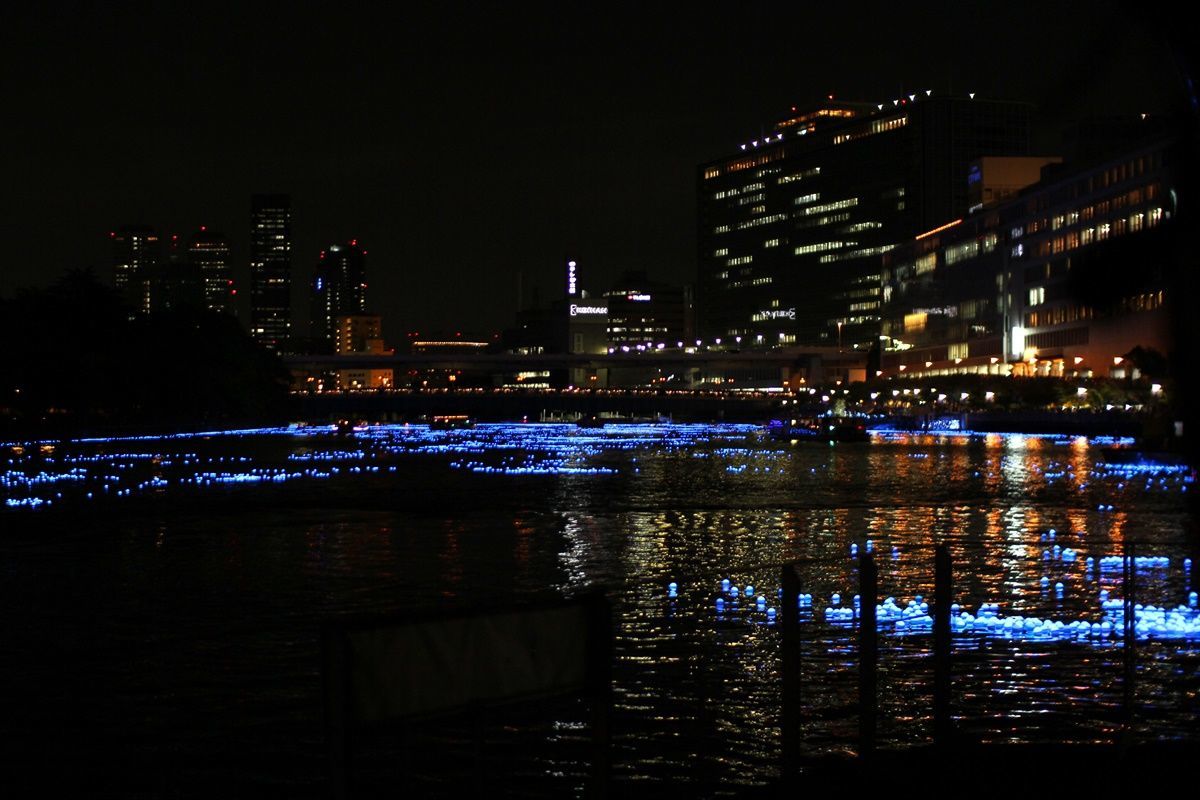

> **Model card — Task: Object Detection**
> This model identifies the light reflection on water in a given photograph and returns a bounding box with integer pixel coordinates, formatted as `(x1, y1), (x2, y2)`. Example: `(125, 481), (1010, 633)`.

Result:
(0, 424), (1196, 794)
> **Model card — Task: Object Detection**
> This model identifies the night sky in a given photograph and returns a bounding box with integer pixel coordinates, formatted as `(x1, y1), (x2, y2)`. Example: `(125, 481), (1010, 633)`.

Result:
(0, 2), (1182, 340)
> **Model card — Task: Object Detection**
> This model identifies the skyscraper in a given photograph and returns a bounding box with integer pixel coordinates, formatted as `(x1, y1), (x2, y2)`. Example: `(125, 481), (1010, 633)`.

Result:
(141, 232), (204, 313)
(249, 194), (292, 349)
(311, 240), (367, 346)
(188, 227), (234, 315)
(697, 94), (1032, 348)
(110, 226), (160, 311)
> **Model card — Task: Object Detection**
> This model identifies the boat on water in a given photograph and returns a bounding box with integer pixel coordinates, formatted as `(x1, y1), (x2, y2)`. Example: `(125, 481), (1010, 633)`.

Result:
(767, 416), (871, 443)
(429, 415), (475, 430)
(1100, 446), (1190, 467)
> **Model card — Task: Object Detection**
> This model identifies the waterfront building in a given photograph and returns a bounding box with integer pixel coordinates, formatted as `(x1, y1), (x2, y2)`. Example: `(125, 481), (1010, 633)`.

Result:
(188, 227), (235, 315)
(879, 134), (1176, 379)
(249, 194), (292, 349)
(311, 241), (367, 347)
(560, 258), (610, 356)
(334, 314), (392, 390)
(697, 94), (1033, 348)
(567, 295), (609, 354)
(502, 258), (610, 385)
(605, 270), (684, 351)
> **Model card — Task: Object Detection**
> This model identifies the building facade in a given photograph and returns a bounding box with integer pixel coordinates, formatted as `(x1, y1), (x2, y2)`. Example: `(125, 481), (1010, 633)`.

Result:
(110, 226), (160, 312)
(697, 95), (1032, 349)
(140, 232), (203, 313)
(311, 240), (367, 347)
(605, 271), (685, 351)
(187, 227), (234, 315)
(334, 314), (392, 389)
(249, 194), (292, 349)
(880, 135), (1177, 379)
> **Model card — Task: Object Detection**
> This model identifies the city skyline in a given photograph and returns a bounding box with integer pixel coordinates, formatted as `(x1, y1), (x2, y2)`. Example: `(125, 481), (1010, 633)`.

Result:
(1, 4), (1186, 338)
(2, 7), (1197, 792)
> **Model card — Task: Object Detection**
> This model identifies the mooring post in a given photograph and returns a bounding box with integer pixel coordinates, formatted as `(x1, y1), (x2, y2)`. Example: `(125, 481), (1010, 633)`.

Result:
(934, 542), (952, 746)
(858, 552), (878, 757)
(1123, 538), (1136, 732)
(780, 561), (802, 783)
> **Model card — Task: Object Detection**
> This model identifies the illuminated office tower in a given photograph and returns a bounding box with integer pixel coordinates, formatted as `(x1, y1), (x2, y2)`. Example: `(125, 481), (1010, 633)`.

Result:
(311, 240), (367, 346)
(110, 226), (161, 311)
(249, 194), (292, 349)
(188, 227), (234, 315)
(697, 94), (1032, 347)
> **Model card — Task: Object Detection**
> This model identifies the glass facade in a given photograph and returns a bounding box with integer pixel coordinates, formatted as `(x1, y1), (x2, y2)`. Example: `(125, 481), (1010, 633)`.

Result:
(697, 96), (1032, 348)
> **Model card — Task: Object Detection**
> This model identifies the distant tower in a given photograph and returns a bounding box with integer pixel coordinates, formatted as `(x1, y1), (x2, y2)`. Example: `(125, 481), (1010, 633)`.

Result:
(188, 227), (234, 315)
(311, 240), (367, 346)
(143, 232), (204, 313)
(110, 226), (160, 312)
(249, 194), (292, 349)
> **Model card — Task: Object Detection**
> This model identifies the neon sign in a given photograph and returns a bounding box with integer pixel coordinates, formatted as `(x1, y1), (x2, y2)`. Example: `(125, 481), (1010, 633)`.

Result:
(569, 304), (607, 316)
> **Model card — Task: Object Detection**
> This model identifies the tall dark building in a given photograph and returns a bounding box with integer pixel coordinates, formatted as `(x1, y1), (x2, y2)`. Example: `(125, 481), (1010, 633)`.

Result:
(697, 94), (1032, 348)
(604, 271), (685, 350)
(140, 232), (204, 313)
(110, 226), (161, 311)
(249, 194), (292, 349)
(311, 240), (367, 346)
(188, 227), (234, 315)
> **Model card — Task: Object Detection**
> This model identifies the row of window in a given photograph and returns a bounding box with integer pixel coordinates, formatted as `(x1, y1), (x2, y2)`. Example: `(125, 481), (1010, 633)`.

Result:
(818, 244), (897, 264)
(735, 213), (788, 231)
(712, 182), (765, 200)
(1120, 290), (1165, 313)
(726, 277), (774, 289)
(1025, 326), (1089, 349)
(1027, 185), (1159, 233)
(832, 115), (907, 145)
(778, 167), (821, 185)
(1033, 207), (1164, 257)
(705, 149), (786, 180)
(1024, 305), (1094, 328)
(794, 241), (851, 255)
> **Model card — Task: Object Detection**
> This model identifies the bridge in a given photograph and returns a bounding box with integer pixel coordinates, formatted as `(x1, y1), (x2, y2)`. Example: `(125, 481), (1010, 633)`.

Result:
(284, 347), (869, 387)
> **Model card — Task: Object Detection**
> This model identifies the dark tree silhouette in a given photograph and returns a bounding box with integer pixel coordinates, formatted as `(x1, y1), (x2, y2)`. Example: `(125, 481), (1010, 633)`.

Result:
(0, 269), (291, 434)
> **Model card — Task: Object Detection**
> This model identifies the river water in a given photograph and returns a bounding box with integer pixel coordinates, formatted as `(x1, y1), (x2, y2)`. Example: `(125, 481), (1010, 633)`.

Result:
(1, 423), (1196, 796)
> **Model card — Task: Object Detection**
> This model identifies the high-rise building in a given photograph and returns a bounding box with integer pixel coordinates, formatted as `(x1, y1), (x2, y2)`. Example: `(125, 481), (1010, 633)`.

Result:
(697, 94), (1033, 348)
(188, 227), (234, 315)
(110, 226), (161, 311)
(311, 240), (367, 346)
(249, 194), (292, 349)
(140, 232), (204, 313)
